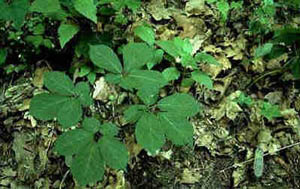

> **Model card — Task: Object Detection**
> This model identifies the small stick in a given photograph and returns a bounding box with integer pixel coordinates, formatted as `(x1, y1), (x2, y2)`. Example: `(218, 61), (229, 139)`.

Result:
(59, 170), (70, 189)
(219, 141), (300, 173)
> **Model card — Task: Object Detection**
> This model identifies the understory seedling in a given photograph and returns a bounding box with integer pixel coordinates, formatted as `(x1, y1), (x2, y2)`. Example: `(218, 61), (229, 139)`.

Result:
(249, 0), (276, 35)
(260, 101), (281, 121)
(206, 0), (243, 23)
(89, 40), (201, 154)
(89, 42), (167, 104)
(233, 92), (281, 121)
(251, 26), (300, 81)
(133, 25), (220, 89)
(29, 71), (128, 185)
(55, 117), (128, 185)
(156, 37), (220, 89)
(124, 93), (200, 154)
(29, 71), (92, 128)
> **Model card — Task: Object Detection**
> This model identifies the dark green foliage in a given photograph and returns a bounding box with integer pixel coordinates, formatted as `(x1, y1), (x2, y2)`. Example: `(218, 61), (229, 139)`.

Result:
(30, 72), (92, 128)
(124, 93), (200, 154)
(55, 118), (128, 185)
(0, 0), (30, 29)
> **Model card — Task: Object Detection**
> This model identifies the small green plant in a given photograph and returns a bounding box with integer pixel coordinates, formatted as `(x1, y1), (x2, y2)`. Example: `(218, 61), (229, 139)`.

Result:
(260, 101), (281, 121)
(156, 37), (220, 89)
(133, 25), (220, 87)
(233, 92), (282, 121)
(206, 0), (243, 23)
(125, 93), (200, 154)
(54, 117), (128, 185)
(29, 71), (128, 185)
(250, 26), (300, 81)
(249, 0), (276, 35)
(29, 71), (93, 128)
(88, 35), (202, 152)
(0, 0), (109, 75)
(89, 42), (167, 102)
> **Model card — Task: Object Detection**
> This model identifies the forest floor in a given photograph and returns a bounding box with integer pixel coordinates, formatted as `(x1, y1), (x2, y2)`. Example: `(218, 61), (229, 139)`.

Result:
(1, 0), (300, 188)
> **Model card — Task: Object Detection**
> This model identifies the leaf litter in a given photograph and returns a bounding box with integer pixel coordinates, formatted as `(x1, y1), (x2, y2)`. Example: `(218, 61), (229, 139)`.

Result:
(2, 0), (300, 188)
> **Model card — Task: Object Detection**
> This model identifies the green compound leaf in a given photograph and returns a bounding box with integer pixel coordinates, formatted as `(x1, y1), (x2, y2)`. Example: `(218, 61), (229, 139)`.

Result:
(195, 52), (220, 66)
(58, 23), (80, 48)
(162, 67), (180, 81)
(135, 113), (165, 154)
(30, 0), (67, 20)
(30, 72), (92, 128)
(75, 82), (93, 107)
(29, 93), (70, 121)
(74, 0), (98, 24)
(260, 101), (281, 120)
(254, 147), (264, 178)
(0, 0), (30, 29)
(255, 43), (273, 58)
(98, 136), (129, 169)
(89, 45), (122, 74)
(54, 118), (129, 186)
(191, 70), (213, 89)
(124, 105), (147, 123)
(71, 142), (105, 186)
(159, 112), (194, 146)
(134, 25), (155, 46)
(44, 71), (75, 96)
(158, 93), (200, 118)
(131, 93), (199, 154)
(57, 98), (82, 128)
(123, 43), (154, 72)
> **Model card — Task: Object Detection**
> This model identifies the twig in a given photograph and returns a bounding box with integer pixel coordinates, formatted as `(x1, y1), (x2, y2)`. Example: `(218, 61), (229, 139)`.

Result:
(59, 170), (70, 189)
(219, 141), (300, 173)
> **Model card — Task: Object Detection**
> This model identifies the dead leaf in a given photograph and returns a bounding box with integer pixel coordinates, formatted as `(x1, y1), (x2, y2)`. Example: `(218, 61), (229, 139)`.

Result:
(93, 77), (116, 101)
(32, 67), (50, 88)
(185, 0), (206, 16)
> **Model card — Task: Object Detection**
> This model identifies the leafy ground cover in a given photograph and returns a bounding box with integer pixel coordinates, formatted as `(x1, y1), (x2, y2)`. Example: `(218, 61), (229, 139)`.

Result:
(1, 0), (300, 188)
